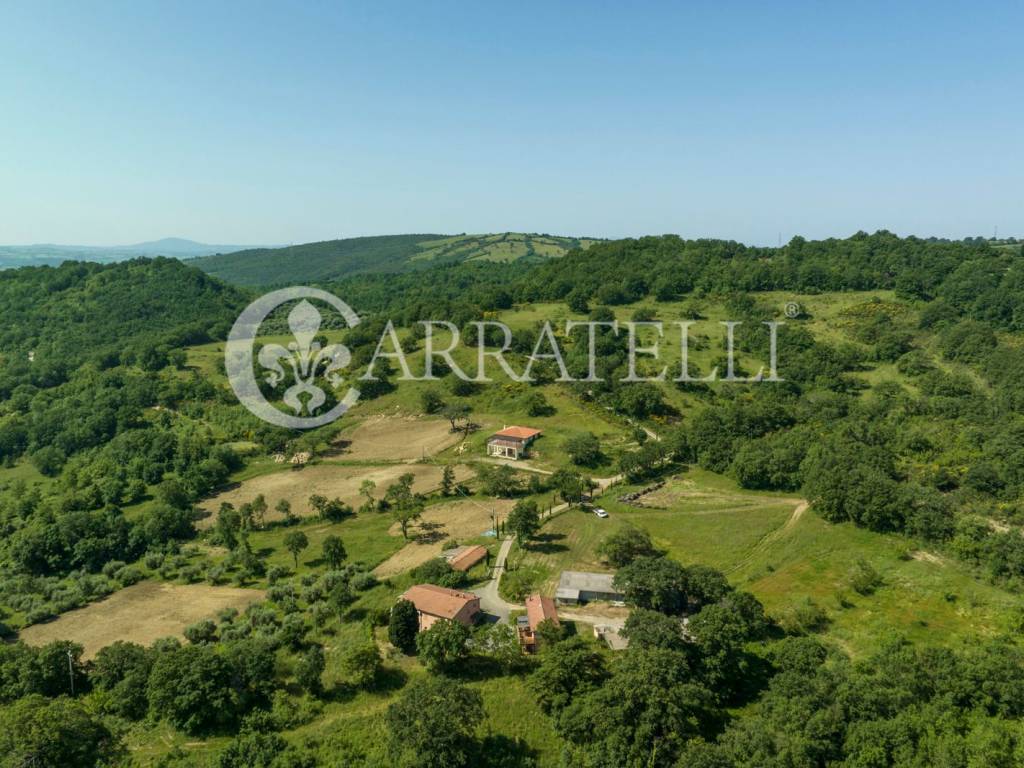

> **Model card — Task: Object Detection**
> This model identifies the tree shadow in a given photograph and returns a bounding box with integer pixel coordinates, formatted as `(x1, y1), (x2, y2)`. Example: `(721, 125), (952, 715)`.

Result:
(445, 654), (507, 681)
(323, 681), (358, 704)
(525, 532), (569, 554)
(372, 665), (408, 693)
(474, 734), (539, 767)
(413, 521), (447, 544)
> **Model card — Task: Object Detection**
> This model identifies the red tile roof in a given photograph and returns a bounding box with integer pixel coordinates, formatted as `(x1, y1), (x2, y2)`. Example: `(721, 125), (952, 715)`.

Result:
(401, 584), (479, 619)
(449, 545), (488, 572)
(492, 426), (542, 440)
(525, 594), (559, 630)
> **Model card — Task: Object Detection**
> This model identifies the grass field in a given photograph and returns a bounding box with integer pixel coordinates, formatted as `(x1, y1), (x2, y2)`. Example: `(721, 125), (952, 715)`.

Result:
(512, 469), (1024, 657)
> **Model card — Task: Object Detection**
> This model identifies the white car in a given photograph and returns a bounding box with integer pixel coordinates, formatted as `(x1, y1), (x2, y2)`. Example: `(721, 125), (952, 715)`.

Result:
(594, 508), (609, 518)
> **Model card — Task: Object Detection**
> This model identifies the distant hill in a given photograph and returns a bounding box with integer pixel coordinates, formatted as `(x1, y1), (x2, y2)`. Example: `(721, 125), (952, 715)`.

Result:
(191, 232), (598, 286)
(0, 238), (257, 269)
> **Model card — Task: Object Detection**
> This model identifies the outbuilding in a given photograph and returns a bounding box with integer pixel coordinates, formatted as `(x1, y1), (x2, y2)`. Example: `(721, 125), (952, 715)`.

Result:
(554, 571), (625, 605)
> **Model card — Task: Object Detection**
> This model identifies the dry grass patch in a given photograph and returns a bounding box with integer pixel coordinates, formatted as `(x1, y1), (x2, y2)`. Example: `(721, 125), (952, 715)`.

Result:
(19, 582), (264, 659)
(373, 498), (516, 577)
(197, 463), (471, 528)
(333, 414), (462, 461)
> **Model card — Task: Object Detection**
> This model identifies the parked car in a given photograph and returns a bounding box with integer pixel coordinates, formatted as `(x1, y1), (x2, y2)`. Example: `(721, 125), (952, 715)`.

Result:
(594, 508), (609, 518)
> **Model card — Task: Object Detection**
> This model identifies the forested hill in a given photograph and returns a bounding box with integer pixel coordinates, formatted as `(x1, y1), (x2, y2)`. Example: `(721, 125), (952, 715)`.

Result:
(513, 231), (1024, 329)
(0, 257), (247, 397)
(192, 232), (594, 286)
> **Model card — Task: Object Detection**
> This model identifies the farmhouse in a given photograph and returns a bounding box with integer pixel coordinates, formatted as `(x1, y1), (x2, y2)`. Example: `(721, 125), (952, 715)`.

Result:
(517, 593), (560, 653)
(555, 570), (625, 606)
(400, 584), (481, 631)
(486, 425), (542, 460)
(443, 544), (489, 572)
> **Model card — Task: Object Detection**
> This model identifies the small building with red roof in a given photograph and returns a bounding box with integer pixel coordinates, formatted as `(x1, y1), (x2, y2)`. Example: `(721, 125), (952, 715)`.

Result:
(486, 425), (542, 460)
(444, 544), (489, 572)
(517, 593), (560, 653)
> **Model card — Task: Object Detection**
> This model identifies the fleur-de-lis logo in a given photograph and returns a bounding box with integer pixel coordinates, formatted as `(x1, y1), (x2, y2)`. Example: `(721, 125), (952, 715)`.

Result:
(257, 300), (351, 416)
(225, 287), (361, 429)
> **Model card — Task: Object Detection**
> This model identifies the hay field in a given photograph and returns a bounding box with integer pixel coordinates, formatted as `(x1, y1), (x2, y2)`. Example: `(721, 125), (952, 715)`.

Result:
(19, 582), (265, 658)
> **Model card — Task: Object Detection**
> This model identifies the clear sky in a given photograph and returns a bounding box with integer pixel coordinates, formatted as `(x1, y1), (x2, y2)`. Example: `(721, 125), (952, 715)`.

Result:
(2, 1), (1021, 246)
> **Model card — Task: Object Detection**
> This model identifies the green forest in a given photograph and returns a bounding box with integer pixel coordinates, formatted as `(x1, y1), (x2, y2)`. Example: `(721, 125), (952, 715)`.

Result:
(2, 232), (1024, 767)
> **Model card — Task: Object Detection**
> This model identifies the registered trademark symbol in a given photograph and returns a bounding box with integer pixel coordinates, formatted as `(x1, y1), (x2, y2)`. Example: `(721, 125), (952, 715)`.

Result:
(784, 301), (801, 319)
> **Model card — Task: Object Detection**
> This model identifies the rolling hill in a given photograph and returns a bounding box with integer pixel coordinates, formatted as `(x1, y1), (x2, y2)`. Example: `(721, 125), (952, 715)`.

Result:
(190, 232), (597, 286)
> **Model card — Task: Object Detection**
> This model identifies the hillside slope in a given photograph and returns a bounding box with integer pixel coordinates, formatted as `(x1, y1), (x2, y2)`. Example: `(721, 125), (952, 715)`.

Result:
(192, 232), (595, 286)
(0, 257), (247, 390)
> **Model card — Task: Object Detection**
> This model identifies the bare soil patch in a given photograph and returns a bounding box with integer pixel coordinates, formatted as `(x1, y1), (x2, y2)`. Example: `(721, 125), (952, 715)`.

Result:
(197, 463), (471, 528)
(911, 550), (946, 566)
(373, 498), (517, 578)
(19, 582), (265, 659)
(333, 415), (462, 461)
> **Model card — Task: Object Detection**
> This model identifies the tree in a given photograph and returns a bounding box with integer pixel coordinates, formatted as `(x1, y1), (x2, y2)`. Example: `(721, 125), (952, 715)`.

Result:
(283, 530), (309, 569)
(614, 556), (690, 615)
(215, 503), (241, 550)
(183, 619), (217, 645)
(389, 599), (420, 654)
(621, 608), (687, 652)
(566, 289), (590, 314)
(534, 618), (566, 651)
(340, 643), (382, 689)
(308, 494), (328, 518)
(440, 464), (456, 496)
(295, 644), (325, 695)
(275, 498), (297, 525)
(387, 474), (424, 539)
(34, 640), (87, 697)
(0, 694), (123, 768)
(507, 499), (540, 544)
(319, 497), (353, 522)
(147, 645), (236, 733)
(359, 479), (377, 512)
(413, 557), (466, 589)
(597, 524), (658, 567)
(89, 641), (154, 720)
(550, 468), (589, 504)
(479, 463), (520, 497)
(421, 389), (446, 414)
(217, 730), (289, 768)
(329, 579), (356, 621)
(525, 390), (555, 416)
(442, 403), (471, 433)
(385, 677), (484, 768)
(478, 623), (525, 673)
(529, 636), (607, 715)
(416, 618), (470, 671)
(322, 535), (347, 569)
(250, 494), (268, 528)
(558, 648), (715, 768)
(687, 602), (752, 694)
(564, 432), (603, 466)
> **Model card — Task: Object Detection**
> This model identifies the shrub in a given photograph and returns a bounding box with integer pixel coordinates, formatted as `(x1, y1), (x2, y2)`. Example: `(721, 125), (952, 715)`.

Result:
(848, 558), (883, 595)
(776, 598), (829, 635)
(351, 572), (378, 591)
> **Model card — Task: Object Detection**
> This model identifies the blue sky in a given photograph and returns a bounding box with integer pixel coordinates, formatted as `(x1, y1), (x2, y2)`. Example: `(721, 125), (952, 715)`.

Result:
(1, 1), (1021, 246)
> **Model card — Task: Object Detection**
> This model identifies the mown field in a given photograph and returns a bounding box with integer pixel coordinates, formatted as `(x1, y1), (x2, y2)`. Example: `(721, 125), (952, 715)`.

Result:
(511, 468), (1023, 658)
